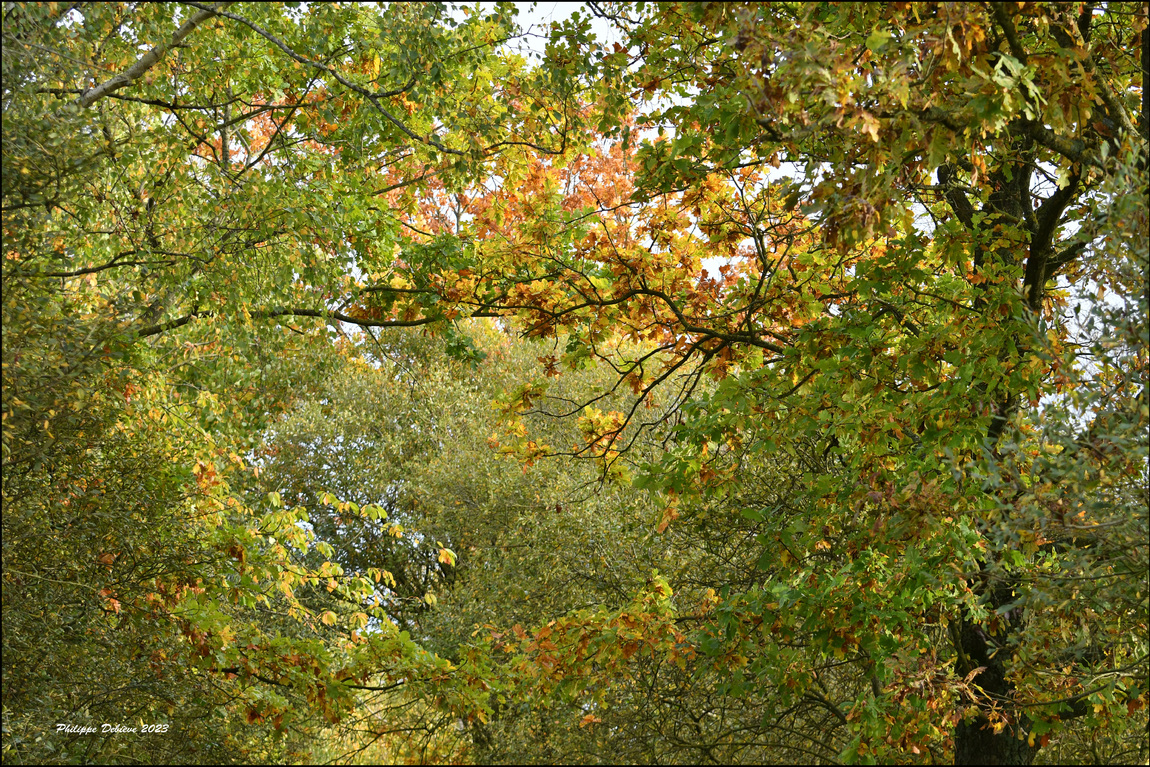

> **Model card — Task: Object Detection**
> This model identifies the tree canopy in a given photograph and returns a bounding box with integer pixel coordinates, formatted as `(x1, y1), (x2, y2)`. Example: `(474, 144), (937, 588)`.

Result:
(3, 2), (1147, 764)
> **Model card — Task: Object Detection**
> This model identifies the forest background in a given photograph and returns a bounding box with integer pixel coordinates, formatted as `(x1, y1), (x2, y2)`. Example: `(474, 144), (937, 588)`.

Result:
(2, 1), (1147, 764)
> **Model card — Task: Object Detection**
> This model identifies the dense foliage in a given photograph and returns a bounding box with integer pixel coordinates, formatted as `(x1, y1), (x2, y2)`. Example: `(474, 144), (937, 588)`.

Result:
(3, 2), (1147, 764)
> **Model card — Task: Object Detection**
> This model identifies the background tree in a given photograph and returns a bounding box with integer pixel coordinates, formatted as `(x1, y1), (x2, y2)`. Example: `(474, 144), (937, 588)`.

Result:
(251, 323), (680, 762)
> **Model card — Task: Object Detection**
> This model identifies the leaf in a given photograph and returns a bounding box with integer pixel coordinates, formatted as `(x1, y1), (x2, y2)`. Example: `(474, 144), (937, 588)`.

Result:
(865, 30), (892, 52)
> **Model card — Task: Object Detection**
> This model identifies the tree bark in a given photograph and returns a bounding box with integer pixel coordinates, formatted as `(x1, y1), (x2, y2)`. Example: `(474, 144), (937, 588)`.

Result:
(954, 718), (1039, 765)
(953, 602), (1040, 765)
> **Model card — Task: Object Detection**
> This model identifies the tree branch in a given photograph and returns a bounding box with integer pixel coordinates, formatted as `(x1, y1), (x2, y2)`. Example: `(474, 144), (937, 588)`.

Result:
(182, 3), (445, 155)
(937, 164), (975, 229)
(991, 4), (1028, 65)
(1025, 170), (1081, 308)
(76, 2), (233, 109)
(1025, 123), (1103, 168)
(1047, 241), (1087, 274)
(136, 307), (444, 338)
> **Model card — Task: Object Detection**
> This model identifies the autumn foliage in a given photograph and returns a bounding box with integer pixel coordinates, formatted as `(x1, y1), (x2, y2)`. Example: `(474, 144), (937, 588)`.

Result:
(3, 2), (1147, 765)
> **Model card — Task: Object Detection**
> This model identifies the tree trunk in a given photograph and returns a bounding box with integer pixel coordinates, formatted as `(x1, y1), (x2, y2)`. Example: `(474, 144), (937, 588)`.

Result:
(954, 703), (1039, 764)
(952, 580), (1040, 765)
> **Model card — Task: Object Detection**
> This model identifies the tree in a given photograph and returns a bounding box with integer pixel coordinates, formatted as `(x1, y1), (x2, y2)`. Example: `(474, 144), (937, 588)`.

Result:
(251, 323), (681, 762)
(4, 1), (1146, 764)
(393, 2), (1148, 763)
(2, 2), (568, 761)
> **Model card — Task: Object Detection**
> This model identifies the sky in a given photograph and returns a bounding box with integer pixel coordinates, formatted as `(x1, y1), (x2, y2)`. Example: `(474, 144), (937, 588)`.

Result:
(504, 1), (620, 55)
